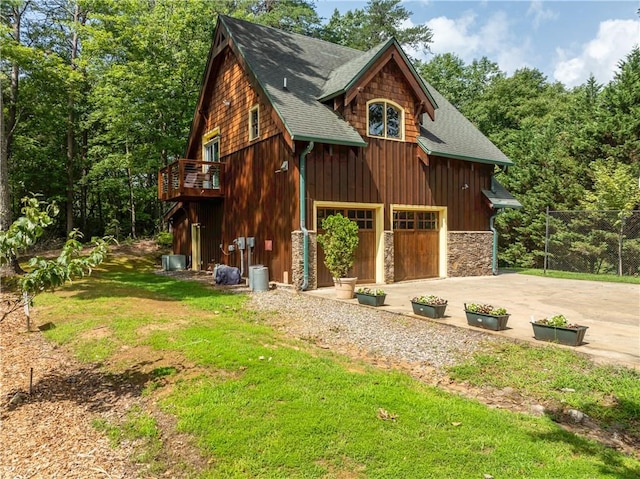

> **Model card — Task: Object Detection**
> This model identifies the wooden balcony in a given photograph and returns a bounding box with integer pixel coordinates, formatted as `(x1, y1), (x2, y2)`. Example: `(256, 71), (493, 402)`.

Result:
(158, 159), (226, 201)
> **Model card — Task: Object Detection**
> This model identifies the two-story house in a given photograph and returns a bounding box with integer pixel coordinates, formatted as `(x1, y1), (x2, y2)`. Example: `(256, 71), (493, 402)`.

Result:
(159, 15), (521, 289)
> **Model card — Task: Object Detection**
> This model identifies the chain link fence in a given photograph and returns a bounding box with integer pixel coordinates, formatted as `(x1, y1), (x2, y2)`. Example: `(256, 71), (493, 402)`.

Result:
(545, 210), (640, 276)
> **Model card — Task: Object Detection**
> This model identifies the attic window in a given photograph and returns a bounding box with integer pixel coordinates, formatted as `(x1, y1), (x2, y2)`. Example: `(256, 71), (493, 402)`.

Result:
(367, 99), (404, 140)
(249, 105), (260, 141)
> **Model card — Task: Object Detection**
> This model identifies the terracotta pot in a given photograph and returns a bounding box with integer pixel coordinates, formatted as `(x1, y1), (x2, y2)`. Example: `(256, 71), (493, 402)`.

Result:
(333, 277), (357, 299)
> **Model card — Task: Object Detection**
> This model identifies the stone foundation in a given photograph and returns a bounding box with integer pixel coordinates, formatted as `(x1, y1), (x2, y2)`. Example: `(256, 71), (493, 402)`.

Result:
(448, 231), (493, 277)
(383, 231), (394, 283)
(291, 230), (317, 290)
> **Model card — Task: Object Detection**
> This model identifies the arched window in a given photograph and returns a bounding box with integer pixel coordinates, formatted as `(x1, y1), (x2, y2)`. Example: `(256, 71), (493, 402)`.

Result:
(367, 99), (404, 140)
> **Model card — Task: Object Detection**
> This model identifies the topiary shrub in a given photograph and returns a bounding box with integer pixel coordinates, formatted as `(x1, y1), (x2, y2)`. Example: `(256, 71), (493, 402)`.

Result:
(317, 213), (359, 279)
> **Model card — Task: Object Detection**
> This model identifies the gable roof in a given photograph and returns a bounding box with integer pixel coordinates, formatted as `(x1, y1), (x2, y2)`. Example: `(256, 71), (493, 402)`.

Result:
(418, 78), (513, 166)
(189, 15), (513, 167)
(220, 15), (367, 147)
(317, 38), (438, 116)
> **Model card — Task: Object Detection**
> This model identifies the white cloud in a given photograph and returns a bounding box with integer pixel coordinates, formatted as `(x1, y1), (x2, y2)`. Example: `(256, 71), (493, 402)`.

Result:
(527, 0), (558, 29)
(553, 19), (640, 87)
(408, 11), (531, 75)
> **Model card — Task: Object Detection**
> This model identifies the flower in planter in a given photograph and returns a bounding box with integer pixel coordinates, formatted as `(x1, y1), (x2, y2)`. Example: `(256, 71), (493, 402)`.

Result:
(533, 314), (582, 329)
(412, 295), (447, 306)
(465, 303), (508, 316)
(356, 287), (385, 296)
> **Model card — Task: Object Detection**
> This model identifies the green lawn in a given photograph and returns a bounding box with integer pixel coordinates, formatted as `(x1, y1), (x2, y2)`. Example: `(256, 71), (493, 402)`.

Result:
(512, 268), (640, 284)
(35, 256), (640, 478)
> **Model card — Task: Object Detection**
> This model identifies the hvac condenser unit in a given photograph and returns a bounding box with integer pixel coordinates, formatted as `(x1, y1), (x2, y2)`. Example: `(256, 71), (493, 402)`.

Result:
(162, 254), (186, 271)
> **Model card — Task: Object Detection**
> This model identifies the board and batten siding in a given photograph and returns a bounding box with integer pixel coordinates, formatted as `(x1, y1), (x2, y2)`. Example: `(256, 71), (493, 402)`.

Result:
(218, 134), (298, 283)
(306, 141), (493, 232)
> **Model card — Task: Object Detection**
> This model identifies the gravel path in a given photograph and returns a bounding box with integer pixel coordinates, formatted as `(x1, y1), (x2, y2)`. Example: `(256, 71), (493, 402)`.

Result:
(249, 288), (502, 373)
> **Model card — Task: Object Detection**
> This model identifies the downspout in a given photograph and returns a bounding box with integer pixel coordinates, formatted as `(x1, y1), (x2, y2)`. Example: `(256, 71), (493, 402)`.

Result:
(489, 166), (508, 276)
(489, 210), (500, 275)
(299, 141), (314, 290)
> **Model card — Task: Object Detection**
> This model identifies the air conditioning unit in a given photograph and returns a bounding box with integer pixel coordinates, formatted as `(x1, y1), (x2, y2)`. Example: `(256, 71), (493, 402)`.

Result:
(162, 254), (186, 271)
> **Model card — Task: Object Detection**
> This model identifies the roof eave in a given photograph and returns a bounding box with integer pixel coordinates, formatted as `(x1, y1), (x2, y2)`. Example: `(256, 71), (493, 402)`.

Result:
(293, 134), (367, 147)
(418, 139), (513, 167)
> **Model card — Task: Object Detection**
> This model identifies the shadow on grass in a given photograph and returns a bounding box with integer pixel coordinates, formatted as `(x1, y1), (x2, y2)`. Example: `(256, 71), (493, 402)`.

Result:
(5, 360), (181, 415)
(55, 267), (242, 305)
(531, 428), (640, 478)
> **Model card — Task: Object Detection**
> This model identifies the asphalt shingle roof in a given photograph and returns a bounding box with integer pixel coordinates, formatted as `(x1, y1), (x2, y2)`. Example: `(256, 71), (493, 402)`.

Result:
(219, 16), (513, 166)
(317, 39), (391, 101)
(483, 179), (522, 209)
(418, 79), (513, 166)
(221, 16), (366, 146)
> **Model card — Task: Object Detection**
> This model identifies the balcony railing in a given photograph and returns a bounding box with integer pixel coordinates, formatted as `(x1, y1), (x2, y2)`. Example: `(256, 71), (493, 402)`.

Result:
(158, 159), (226, 201)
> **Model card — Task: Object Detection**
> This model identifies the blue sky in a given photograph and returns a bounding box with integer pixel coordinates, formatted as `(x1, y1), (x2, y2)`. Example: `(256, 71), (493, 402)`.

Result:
(315, 1), (640, 87)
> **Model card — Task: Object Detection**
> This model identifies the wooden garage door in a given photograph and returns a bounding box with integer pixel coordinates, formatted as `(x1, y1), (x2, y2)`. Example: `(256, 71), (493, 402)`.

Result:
(394, 210), (440, 281)
(317, 208), (376, 287)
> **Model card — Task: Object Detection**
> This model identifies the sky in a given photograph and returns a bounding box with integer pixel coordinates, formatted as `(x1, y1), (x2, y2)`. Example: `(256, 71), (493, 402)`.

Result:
(315, 0), (640, 88)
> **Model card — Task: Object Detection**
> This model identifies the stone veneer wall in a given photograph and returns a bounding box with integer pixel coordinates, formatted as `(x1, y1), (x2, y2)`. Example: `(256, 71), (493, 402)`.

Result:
(383, 231), (394, 283)
(291, 230), (317, 290)
(448, 231), (493, 277)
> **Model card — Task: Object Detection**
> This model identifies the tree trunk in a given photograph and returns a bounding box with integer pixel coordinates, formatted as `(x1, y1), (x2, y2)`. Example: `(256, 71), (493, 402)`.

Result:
(126, 143), (137, 239)
(1, 4), (27, 276)
(66, 2), (82, 234)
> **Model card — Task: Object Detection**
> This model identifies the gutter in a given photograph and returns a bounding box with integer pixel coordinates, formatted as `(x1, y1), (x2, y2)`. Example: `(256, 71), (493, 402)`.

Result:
(299, 141), (314, 290)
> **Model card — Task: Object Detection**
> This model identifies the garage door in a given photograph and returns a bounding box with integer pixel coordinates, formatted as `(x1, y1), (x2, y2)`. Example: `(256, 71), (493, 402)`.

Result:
(317, 208), (376, 287)
(394, 210), (440, 281)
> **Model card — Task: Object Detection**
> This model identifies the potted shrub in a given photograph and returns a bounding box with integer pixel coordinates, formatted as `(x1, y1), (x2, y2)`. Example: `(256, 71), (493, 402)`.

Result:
(355, 287), (386, 307)
(317, 213), (359, 299)
(411, 295), (448, 318)
(531, 314), (589, 346)
(464, 303), (510, 331)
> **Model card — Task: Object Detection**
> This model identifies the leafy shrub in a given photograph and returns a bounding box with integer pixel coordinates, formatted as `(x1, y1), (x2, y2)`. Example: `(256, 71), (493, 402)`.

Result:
(155, 231), (173, 248)
(317, 214), (359, 278)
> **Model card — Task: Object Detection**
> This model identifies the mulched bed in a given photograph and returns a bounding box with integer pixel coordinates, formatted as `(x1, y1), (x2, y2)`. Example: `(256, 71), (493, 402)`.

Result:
(0, 294), (139, 478)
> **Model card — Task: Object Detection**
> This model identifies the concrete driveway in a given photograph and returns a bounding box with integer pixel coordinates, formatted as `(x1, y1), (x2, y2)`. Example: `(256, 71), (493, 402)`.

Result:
(308, 273), (640, 367)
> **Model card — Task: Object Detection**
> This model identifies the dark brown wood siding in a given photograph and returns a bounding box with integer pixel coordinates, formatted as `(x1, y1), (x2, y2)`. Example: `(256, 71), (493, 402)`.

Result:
(190, 48), (280, 161)
(306, 141), (493, 231)
(217, 134), (298, 283)
(169, 200), (224, 269)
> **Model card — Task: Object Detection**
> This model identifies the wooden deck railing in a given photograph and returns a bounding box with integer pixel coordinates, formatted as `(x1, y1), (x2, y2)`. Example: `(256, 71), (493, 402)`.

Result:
(158, 159), (226, 201)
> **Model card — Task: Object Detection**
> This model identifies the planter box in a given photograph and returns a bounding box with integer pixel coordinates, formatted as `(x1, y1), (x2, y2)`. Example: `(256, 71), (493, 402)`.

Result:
(411, 301), (447, 319)
(355, 293), (386, 307)
(464, 310), (510, 331)
(532, 323), (589, 346)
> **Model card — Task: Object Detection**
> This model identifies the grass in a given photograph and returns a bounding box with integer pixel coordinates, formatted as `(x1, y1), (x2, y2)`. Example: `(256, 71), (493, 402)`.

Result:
(512, 268), (640, 284)
(35, 255), (640, 478)
(449, 343), (640, 437)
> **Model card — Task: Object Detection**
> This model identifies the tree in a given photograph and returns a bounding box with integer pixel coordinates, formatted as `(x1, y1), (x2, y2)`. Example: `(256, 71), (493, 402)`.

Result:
(320, 0), (432, 52)
(582, 160), (640, 275)
(0, 196), (111, 329)
(599, 47), (640, 170)
(418, 53), (503, 112)
(232, 0), (322, 35)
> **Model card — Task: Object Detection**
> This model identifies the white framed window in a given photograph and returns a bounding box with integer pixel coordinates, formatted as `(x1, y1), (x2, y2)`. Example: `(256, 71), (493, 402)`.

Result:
(203, 135), (220, 189)
(249, 104), (260, 141)
(367, 99), (404, 140)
